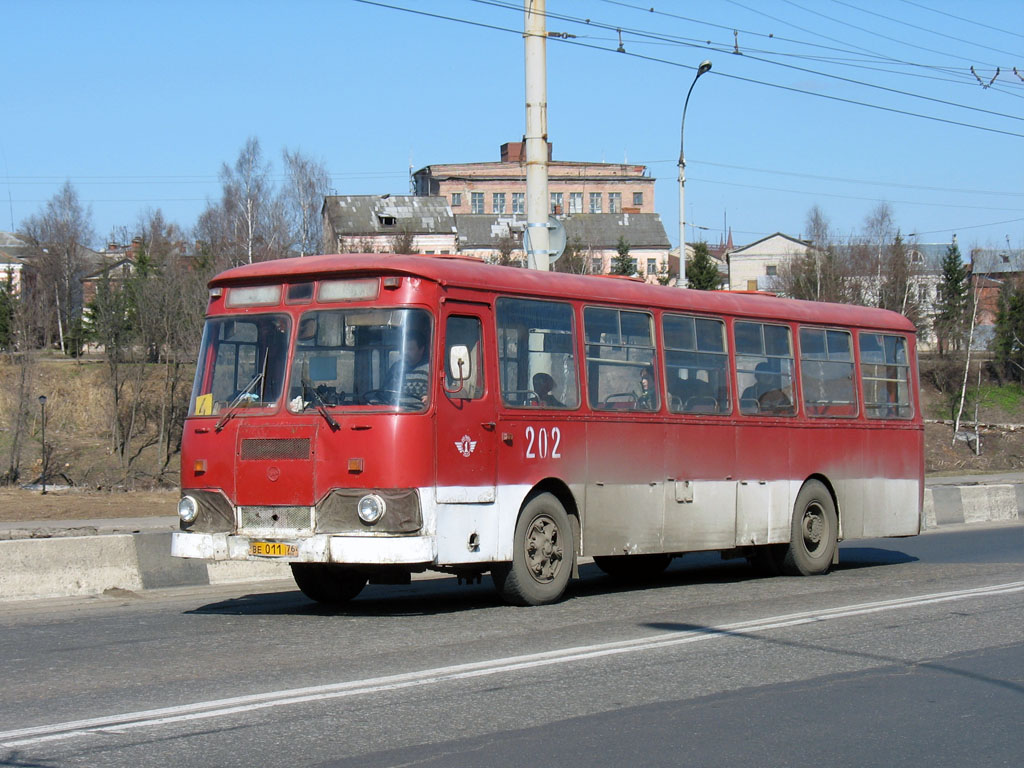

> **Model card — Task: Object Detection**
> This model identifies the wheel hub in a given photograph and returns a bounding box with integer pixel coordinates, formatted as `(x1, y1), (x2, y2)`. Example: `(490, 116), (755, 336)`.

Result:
(525, 515), (563, 583)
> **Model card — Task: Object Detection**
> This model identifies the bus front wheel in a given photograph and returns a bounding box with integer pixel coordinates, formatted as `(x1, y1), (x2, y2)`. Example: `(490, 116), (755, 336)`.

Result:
(781, 480), (838, 576)
(492, 493), (574, 606)
(290, 563), (368, 605)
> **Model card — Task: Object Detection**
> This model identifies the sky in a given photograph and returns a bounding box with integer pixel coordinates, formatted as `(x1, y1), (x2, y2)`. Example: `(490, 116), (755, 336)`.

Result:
(2, 0), (1023, 254)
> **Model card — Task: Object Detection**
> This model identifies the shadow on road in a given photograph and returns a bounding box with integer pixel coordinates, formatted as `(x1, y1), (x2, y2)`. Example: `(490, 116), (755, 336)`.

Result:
(185, 545), (918, 617)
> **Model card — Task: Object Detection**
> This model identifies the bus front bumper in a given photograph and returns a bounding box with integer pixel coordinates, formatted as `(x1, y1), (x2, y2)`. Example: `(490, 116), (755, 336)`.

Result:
(171, 531), (435, 565)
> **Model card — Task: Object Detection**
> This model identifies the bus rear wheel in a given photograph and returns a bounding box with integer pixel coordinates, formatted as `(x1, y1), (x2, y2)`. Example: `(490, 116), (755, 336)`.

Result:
(593, 553), (672, 581)
(492, 493), (574, 606)
(290, 563), (368, 605)
(780, 480), (838, 576)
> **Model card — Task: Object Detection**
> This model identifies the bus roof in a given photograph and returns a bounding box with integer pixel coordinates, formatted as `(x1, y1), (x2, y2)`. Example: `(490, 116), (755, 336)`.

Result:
(210, 253), (917, 334)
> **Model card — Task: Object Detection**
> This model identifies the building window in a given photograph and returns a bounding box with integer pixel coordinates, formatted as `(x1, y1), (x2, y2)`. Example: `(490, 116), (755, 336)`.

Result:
(493, 193), (506, 214)
(513, 192), (525, 214)
(766, 265), (777, 276)
(471, 192), (484, 214)
(630, 258), (638, 274)
(590, 192), (602, 214)
(451, 192), (462, 207)
(569, 192), (583, 214)
(591, 255), (603, 274)
(647, 257), (657, 274)
(633, 192), (643, 207)
(608, 192), (621, 213)
(550, 192), (563, 215)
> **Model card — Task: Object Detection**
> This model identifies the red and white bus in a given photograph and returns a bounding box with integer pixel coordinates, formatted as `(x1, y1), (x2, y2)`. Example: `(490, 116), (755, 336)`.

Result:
(172, 254), (922, 605)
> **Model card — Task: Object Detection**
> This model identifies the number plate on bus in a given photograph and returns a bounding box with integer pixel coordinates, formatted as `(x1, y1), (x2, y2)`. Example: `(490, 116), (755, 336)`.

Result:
(249, 541), (298, 557)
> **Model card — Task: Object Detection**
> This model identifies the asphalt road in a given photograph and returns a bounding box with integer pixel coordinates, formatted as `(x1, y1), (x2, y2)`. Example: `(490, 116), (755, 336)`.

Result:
(1, 522), (1022, 768)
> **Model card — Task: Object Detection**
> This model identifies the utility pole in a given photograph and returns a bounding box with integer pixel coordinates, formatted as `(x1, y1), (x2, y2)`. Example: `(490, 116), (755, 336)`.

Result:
(524, 0), (550, 271)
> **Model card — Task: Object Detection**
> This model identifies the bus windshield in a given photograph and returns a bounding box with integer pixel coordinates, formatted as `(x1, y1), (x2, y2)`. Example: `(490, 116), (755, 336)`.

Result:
(287, 307), (432, 412)
(188, 315), (291, 417)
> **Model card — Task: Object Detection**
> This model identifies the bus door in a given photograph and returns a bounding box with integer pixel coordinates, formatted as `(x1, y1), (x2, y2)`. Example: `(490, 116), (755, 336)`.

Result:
(435, 305), (497, 504)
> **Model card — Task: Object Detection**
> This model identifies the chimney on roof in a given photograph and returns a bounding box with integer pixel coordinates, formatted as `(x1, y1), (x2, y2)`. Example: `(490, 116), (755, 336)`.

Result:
(501, 141), (552, 162)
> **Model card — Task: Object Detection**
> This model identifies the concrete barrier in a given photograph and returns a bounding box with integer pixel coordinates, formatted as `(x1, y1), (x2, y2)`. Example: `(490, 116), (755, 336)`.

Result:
(0, 478), (1020, 602)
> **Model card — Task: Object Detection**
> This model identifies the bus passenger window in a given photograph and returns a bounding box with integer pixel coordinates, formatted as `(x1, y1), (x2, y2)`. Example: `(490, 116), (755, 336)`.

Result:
(799, 328), (857, 417)
(663, 314), (730, 414)
(859, 333), (912, 419)
(735, 321), (796, 416)
(497, 298), (579, 409)
(584, 307), (658, 412)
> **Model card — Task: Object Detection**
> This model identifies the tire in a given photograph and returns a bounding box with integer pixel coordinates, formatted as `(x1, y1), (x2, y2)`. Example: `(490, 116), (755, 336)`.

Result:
(780, 480), (838, 576)
(593, 553), (672, 581)
(290, 563), (368, 605)
(492, 493), (574, 606)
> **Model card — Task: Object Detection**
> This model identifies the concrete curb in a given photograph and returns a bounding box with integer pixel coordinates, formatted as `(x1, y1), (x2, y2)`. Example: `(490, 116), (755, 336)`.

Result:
(1, 480), (1020, 602)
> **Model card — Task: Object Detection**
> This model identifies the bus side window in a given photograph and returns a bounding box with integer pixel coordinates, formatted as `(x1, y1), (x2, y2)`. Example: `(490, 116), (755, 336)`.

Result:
(735, 321), (796, 416)
(859, 333), (912, 419)
(799, 327), (857, 418)
(584, 307), (658, 412)
(497, 298), (579, 409)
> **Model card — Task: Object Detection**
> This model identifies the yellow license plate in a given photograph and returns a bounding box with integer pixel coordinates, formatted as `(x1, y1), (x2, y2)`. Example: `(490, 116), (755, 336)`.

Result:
(249, 541), (298, 557)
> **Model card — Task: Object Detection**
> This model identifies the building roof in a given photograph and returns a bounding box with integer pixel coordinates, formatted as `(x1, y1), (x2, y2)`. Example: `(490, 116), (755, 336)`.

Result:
(454, 213), (670, 250)
(730, 232), (813, 256)
(971, 247), (1024, 274)
(323, 195), (456, 237)
(0, 231), (31, 264)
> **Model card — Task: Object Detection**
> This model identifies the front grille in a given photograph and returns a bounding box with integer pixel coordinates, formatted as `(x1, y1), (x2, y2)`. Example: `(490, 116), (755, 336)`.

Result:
(240, 438), (311, 461)
(239, 505), (312, 532)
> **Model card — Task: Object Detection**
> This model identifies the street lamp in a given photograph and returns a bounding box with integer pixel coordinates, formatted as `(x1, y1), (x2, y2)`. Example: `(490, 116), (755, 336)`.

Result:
(38, 395), (47, 495)
(678, 59), (712, 289)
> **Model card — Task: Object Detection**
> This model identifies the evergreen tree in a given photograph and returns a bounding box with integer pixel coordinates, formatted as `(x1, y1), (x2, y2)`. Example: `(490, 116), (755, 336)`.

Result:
(992, 278), (1024, 383)
(0, 270), (15, 351)
(933, 240), (969, 355)
(685, 241), (720, 290)
(611, 236), (633, 275)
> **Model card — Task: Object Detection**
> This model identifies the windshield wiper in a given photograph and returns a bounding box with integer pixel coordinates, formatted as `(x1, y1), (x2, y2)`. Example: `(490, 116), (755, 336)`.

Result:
(302, 377), (340, 431)
(215, 372), (264, 432)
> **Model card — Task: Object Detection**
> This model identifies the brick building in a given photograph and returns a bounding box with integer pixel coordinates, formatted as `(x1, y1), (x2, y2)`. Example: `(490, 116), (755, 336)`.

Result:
(413, 142), (657, 217)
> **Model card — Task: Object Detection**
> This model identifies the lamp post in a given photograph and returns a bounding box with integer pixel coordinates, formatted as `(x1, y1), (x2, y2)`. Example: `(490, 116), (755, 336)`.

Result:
(38, 395), (47, 495)
(678, 59), (712, 288)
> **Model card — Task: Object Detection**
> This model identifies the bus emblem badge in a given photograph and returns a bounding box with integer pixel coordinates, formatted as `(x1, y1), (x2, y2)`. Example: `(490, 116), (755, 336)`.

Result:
(455, 435), (477, 457)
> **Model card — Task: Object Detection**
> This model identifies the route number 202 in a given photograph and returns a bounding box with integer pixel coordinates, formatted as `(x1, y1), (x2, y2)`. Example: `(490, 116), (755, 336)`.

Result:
(524, 426), (562, 459)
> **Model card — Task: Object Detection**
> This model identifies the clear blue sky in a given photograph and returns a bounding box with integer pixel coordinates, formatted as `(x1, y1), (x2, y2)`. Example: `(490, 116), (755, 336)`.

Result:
(3, 0), (1022, 253)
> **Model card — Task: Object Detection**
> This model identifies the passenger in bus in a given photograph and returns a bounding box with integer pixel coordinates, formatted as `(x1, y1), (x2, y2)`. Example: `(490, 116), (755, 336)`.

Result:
(636, 366), (656, 410)
(742, 362), (792, 413)
(386, 329), (430, 406)
(532, 372), (564, 407)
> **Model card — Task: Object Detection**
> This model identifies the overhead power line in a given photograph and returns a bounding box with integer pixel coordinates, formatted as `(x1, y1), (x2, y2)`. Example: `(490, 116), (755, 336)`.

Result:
(893, 0), (1024, 42)
(466, 0), (1024, 128)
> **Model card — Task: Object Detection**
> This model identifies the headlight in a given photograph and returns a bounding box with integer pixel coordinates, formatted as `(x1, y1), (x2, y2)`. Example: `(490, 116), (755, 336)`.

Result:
(178, 495), (199, 525)
(357, 494), (386, 524)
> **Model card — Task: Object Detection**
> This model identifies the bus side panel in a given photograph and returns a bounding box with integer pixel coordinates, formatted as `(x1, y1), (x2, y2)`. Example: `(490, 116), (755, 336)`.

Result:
(662, 420), (737, 551)
(857, 424), (923, 537)
(734, 420), (793, 547)
(583, 418), (667, 556)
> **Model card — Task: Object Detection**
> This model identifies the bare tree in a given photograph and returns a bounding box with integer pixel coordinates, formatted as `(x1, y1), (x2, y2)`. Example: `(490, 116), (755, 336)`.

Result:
(282, 148), (330, 257)
(1, 286), (42, 485)
(553, 234), (590, 275)
(19, 182), (95, 352)
(390, 224), (417, 254)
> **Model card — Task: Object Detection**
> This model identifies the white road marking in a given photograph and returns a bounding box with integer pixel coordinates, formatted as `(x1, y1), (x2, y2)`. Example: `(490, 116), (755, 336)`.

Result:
(3, 580), (1023, 748)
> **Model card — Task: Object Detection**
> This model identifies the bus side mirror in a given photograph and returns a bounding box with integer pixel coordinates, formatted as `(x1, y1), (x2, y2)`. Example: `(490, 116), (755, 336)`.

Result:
(448, 345), (471, 382)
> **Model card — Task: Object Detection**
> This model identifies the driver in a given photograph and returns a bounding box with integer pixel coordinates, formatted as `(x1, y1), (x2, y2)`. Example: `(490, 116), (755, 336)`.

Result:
(384, 328), (430, 407)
